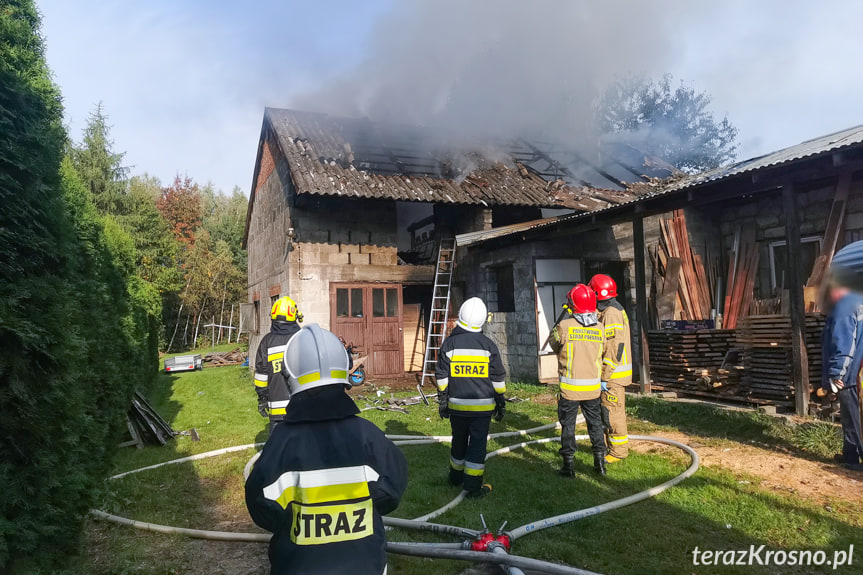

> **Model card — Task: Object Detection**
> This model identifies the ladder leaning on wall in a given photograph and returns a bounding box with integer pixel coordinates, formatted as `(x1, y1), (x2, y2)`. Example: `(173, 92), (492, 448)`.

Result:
(417, 238), (456, 404)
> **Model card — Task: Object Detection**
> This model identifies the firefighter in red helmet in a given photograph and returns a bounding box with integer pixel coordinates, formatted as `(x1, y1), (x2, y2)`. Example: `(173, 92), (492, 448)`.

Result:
(550, 284), (614, 477)
(588, 274), (632, 463)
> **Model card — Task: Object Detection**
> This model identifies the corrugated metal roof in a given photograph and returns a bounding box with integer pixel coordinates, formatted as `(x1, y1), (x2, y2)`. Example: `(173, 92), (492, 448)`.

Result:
(456, 125), (863, 246)
(264, 108), (657, 209)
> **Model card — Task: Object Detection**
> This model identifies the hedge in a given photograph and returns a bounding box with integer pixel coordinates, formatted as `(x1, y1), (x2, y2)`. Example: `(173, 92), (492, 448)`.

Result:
(0, 2), (160, 570)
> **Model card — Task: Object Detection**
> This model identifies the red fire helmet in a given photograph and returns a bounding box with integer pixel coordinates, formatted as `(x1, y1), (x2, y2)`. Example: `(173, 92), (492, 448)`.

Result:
(567, 284), (597, 314)
(588, 274), (617, 300)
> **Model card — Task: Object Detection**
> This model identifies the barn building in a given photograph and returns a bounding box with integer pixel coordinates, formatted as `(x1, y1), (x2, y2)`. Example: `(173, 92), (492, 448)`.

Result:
(241, 108), (670, 378)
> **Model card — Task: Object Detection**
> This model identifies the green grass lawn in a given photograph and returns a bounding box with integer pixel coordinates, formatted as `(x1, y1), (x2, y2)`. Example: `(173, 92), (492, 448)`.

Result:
(61, 370), (862, 575)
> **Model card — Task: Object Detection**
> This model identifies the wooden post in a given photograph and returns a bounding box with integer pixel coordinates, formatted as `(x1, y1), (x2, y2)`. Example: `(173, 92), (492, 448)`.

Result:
(633, 215), (652, 394)
(782, 181), (811, 416)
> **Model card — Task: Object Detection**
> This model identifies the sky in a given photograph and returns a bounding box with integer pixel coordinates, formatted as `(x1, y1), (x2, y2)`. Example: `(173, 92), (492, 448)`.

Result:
(39, 0), (863, 195)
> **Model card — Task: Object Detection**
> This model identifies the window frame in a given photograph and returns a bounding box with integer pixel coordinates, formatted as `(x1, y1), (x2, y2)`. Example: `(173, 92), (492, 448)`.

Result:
(768, 236), (822, 291)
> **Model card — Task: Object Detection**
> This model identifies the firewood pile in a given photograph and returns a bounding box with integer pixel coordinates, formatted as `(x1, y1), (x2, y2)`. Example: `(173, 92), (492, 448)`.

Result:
(737, 314), (825, 403)
(648, 330), (740, 394)
(202, 347), (247, 367)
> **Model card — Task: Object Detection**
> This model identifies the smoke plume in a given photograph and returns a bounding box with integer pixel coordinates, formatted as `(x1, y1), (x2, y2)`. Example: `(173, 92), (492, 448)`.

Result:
(292, 0), (702, 151)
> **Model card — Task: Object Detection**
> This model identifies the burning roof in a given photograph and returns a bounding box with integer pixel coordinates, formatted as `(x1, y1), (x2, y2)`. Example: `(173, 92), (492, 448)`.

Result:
(261, 108), (674, 210)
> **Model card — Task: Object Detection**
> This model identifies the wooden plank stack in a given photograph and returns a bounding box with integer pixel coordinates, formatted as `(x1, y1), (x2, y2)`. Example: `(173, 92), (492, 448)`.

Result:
(202, 347), (247, 367)
(648, 329), (738, 392)
(723, 225), (760, 330)
(736, 314), (826, 402)
(650, 210), (718, 324)
(123, 391), (176, 447)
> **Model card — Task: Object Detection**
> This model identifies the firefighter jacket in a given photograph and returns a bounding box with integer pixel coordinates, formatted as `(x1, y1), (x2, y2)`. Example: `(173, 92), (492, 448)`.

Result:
(435, 325), (506, 417)
(597, 298), (633, 384)
(245, 386), (408, 575)
(254, 321), (301, 417)
(822, 291), (863, 391)
(551, 313), (612, 401)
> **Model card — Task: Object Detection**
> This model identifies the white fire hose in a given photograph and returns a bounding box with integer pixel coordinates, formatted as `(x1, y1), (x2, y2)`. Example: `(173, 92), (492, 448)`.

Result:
(92, 418), (699, 575)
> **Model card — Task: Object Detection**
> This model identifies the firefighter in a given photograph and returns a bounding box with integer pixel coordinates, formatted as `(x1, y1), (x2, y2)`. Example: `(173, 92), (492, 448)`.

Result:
(589, 274), (632, 463)
(245, 324), (408, 574)
(254, 296), (303, 431)
(550, 284), (612, 477)
(436, 297), (506, 498)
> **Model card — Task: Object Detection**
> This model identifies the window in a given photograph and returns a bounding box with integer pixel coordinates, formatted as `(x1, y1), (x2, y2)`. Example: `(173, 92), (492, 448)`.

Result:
(769, 237), (822, 290)
(336, 288), (365, 318)
(336, 289), (350, 317)
(373, 288), (385, 317)
(253, 300), (260, 334)
(386, 288), (398, 317)
(491, 265), (515, 313)
(351, 288), (364, 318)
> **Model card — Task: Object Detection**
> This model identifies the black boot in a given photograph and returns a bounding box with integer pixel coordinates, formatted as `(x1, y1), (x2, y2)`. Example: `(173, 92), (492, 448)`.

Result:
(558, 456), (575, 477)
(449, 468), (464, 486)
(594, 452), (607, 477)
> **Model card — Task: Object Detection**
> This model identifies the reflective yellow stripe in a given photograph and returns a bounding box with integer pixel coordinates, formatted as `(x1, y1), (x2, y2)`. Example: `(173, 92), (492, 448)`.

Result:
(450, 457), (464, 470)
(267, 352), (284, 361)
(450, 355), (490, 363)
(561, 382), (601, 392)
(464, 467), (484, 476)
(449, 403), (495, 412)
(331, 370), (347, 380)
(254, 380), (268, 388)
(492, 381), (506, 393)
(298, 372), (321, 385)
(605, 324), (624, 329)
(270, 407), (286, 415)
(610, 370), (632, 379)
(274, 482), (370, 508)
(603, 358), (617, 366)
(437, 379), (449, 392)
(609, 435), (629, 445)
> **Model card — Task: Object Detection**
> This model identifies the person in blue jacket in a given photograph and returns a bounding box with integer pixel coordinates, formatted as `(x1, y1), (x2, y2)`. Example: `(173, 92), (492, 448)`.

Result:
(822, 283), (863, 471)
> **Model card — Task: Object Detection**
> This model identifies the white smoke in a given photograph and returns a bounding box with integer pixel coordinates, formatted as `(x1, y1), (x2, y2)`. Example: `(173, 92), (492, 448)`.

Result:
(292, 0), (705, 150)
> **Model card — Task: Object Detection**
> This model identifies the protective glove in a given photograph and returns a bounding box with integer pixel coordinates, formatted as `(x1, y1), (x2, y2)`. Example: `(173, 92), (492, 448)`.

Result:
(601, 381), (609, 392)
(438, 401), (449, 419)
(494, 394), (506, 422)
(256, 388), (269, 418)
(438, 389), (449, 419)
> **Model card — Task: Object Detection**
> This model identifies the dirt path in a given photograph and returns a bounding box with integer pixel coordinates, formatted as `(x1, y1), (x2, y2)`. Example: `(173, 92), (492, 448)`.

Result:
(631, 430), (862, 505)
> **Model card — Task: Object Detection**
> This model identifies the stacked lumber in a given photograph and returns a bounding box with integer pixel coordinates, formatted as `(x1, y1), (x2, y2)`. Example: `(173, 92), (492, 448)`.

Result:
(650, 210), (717, 324)
(124, 391), (176, 447)
(737, 314), (826, 401)
(648, 330), (737, 392)
(722, 225), (760, 329)
(203, 347), (247, 367)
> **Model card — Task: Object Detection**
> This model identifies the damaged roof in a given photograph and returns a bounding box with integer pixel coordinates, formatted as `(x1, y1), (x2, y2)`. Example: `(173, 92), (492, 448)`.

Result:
(260, 108), (673, 210)
(456, 124), (863, 246)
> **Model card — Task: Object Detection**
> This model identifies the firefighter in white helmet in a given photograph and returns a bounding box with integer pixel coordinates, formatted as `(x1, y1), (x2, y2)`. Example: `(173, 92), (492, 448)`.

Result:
(435, 297), (506, 498)
(254, 296), (303, 432)
(550, 284), (614, 477)
(245, 324), (408, 574)
(589, 274), (632, 463)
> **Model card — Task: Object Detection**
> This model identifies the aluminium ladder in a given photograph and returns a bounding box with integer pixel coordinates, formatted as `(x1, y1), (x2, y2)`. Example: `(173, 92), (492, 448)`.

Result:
(417, 238), (456, 403)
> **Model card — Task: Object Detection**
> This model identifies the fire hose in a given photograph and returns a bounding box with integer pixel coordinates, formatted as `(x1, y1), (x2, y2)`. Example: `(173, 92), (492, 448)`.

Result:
(92, 421), (699, 574)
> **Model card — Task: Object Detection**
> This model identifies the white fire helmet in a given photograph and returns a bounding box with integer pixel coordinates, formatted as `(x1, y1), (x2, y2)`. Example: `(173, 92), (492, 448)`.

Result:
(282, 324), (351, 395)
(457, 297), (488, 332)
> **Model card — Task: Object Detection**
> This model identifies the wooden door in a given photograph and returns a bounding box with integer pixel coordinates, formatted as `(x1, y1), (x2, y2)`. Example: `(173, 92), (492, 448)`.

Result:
(330, 283), (403, 377)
